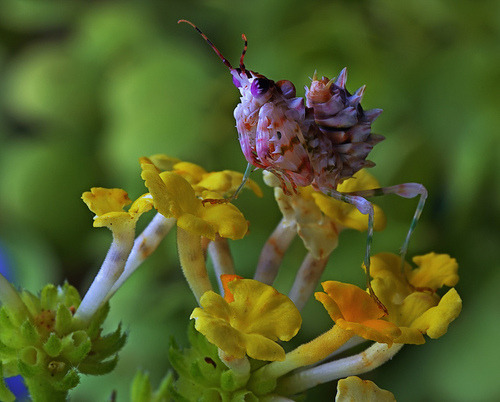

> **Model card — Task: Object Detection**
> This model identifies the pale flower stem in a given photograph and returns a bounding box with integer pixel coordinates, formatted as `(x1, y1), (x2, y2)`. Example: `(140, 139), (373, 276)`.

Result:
(254, 218), (297, 285)
(177, 226), (212, 304)
(208, 237), (235, 294)
(277, 342), (404, 396)
(313, 336), (367, 366)
(288, 253), (329, 311)
(107, 213), (175, 300)
(75, 229), (135, 325)
(249, 326), (353, 391)
(218, 349), (250, 376)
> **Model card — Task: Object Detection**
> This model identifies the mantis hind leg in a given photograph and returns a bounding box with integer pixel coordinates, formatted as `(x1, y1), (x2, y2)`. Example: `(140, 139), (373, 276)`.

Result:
(329, 190), (387, 314)
(342, 183), (428, 270)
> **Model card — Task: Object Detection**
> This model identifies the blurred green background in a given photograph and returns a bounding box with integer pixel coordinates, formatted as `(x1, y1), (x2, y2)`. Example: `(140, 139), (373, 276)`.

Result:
(0, 0), (498, 400)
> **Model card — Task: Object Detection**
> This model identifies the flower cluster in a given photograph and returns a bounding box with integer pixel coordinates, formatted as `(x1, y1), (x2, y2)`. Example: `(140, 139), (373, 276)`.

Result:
(85, 155), (462, 400)
(0, 153), (461, 400)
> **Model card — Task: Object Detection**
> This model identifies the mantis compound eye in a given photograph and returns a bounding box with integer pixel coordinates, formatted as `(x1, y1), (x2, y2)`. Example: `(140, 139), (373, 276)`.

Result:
(250, 77), (271, 97)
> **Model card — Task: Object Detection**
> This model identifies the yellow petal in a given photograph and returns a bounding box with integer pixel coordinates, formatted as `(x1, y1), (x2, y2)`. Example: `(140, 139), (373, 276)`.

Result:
(320, 281), (385, 322)
(398, 291), (439, 327)
(409, 253), (459, 289)
(201, 204), (248, 240)
(200, 190), (225, 201)
(196, 170), (262, 197)
(191, 311), (247, 358)
(141, 160), (177, 218)
(410, 288), (462, 339)
(336, 376), (396, 402)
(148, 154), (181, 171)
(393, 327), (425, 345)
(160, 172), (201, 215)
(195, 171), (233, 194)
(82, 188), (131, 216)
(192, 291), (231, 321)
(369, 253), (414, 284)
(316, 282), (401, 345)
(337, 169), (381, 193)
(173, 161), (207, 184)
(242, 333), (286, 361)
(370, 276), (408, 314)
(93, 211), (134, 230)
(315, 291), (343, 321)
(335, 318), (400, 346)
(177, 213), (217, 240)
(128, 194), (154, 216)
(228, 279), (302, 341)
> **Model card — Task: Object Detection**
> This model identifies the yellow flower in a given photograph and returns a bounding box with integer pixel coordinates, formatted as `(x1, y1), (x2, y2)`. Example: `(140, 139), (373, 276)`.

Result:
(82, 188), (152, 232)
(315, 281), (401, 346)
(369, 253), (462, 344)
(264, 169), (385, 259)
(140, 159), (248, 240)
(145, 154), (262, 198)
(336, 376), (396, 402)
(190, 278), (302, 361)
(148, 154), (181, 171)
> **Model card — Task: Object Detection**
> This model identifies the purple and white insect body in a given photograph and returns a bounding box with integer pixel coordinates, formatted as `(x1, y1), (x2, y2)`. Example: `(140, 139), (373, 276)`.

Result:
(233, 72), (315, 192)
(304, 70), (384, 193)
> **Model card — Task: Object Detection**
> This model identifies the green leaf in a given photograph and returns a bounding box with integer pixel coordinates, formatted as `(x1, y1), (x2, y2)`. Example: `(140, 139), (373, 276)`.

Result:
(86, 302), (110, 338)
(78, 354), (118, 375)
(60, 282), (81, 309)
(51, 368), (80, 391)
(20, 290), (41, 316)
(152, 371), (174, 402)
(0, 308), (16, 330)
(61, 331), (91, 362)
(130, 371), (152, 402)
(0, 340), (17, 359)
(168, 342), (189, 377)
(0, 362), (15, 402)
(90, 323), (127, 359)
(20, 319), (39, 344)
(43, 332), (63, 357)
(221, 369), (249, 392)
(40, 284), (58, 310)
(18, 346), (44, 377)
(55, 304), (73, 335)
(230, 390), (258, 402)
(0, 274), (28, 323)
